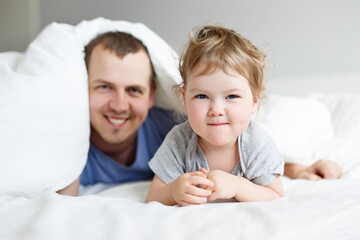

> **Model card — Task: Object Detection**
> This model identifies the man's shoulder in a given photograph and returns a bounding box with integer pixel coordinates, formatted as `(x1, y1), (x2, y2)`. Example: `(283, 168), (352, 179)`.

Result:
(147, 107), (175, 123)
(144, 107), (182, 134)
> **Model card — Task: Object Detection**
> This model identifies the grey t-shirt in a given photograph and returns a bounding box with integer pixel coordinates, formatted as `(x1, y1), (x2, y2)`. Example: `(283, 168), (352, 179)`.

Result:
(149, 121), (284, 186)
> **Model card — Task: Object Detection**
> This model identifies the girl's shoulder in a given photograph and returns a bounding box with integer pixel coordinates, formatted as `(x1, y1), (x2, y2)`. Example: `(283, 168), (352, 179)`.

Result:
(167, 120), (194, 142)
(242, 121), (274, 146)
(239, 122), (284, 183)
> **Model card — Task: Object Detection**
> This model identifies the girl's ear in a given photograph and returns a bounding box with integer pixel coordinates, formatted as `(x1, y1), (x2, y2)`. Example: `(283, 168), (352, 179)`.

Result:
(251, 91), (260, 114)
(181, 87), (187, 112)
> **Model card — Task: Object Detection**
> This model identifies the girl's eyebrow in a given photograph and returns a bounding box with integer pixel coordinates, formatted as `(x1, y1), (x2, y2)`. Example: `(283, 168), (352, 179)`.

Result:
(189, 88), (246, 94)
(224, 88), (245, 93)
(188, 88), (206, 93)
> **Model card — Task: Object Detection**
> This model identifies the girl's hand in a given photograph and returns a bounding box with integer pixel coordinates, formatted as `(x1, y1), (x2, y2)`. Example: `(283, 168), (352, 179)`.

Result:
(200, 168), (238, 201)
(171, 171), (213, 206)
(199, 168), (284, 202)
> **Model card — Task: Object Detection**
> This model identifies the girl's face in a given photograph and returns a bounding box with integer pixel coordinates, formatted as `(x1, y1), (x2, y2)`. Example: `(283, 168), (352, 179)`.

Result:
(182, 65), (259, 149)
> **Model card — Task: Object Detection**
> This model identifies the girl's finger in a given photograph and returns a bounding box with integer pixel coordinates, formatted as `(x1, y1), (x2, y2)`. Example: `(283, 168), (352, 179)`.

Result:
(189, 171), (206, 178)
(190, 176), (214, 187)
(186, 185), (212, 197)
(207, 191), (219, 201)
(181, 194), (208, 205)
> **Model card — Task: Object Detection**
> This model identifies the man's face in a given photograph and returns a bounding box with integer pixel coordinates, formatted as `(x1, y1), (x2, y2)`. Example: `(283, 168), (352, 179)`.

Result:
(88, 45), (155, 146)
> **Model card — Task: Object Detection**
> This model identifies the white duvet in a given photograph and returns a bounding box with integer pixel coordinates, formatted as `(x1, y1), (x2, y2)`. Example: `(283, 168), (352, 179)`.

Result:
(1, 176), (360, 240)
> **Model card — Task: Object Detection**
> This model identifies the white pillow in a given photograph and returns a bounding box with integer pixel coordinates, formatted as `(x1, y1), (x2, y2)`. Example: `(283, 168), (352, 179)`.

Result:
(310, 93), (360, 169)
(255, 95), (334, 165)
(0, 18), (181, 196)
(0, 24), (89, 196)
(74, 17), (182, 110)
(310, 93), (360, 139)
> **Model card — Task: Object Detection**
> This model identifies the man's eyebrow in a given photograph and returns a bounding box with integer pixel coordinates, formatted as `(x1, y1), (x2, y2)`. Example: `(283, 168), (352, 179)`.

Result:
(91, 79), (110, 84)
(90, 79), (148, 91)
(127, 84), (147, 91)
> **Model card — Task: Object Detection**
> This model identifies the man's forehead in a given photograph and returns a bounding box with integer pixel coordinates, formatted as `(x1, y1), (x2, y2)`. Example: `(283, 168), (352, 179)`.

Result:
(91, 78), (148, 89)
(88, 46), (153, 86)
(90, 44), (151, 63)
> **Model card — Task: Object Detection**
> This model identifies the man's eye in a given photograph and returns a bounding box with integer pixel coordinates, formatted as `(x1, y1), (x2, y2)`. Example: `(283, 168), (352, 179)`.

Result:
(196, 94), (208, 99)
(99, 85), (109, 90)
(227, 95), (238, 99)
(129, 88), (141, 94)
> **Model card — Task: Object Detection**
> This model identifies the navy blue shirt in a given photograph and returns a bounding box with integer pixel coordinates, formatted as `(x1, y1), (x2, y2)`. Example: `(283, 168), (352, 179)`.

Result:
(80, 107), (179, 186)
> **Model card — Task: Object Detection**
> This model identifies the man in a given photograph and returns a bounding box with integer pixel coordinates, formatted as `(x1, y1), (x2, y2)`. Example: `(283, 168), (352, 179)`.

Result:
(285, 160), (342, 180)
(57, 31), (178, 196)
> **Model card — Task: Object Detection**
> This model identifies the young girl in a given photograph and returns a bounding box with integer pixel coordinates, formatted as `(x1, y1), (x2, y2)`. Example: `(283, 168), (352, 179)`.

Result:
(145, 25), (284, 206)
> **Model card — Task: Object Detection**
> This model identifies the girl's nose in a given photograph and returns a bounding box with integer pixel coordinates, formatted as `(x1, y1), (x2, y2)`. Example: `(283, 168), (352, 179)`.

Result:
(208, 100), (224, 117)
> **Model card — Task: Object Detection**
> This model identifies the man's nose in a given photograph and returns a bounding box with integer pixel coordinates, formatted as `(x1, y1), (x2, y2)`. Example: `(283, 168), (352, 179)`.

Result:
(208, 99), (224, 117)
(109, 91), (129, 112)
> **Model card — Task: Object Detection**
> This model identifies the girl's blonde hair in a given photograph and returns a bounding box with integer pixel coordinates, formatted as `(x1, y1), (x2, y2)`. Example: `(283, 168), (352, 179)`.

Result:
(174, 25), (267, 111)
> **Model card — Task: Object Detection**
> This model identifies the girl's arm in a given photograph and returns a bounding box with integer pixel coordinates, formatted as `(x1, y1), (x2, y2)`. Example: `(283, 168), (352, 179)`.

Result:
(201, 169), (283, 202)
(145, 172), (213, 206)
(233, 175), (283, 202)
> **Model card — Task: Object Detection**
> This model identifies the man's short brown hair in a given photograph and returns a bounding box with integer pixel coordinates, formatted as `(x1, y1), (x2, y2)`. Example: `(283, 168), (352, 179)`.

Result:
(84, 31), (155, 84)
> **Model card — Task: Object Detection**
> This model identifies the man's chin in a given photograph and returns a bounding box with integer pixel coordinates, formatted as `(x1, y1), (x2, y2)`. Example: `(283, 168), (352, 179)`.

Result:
(92, 132), (126, 146)
(101, 136), (126, 145)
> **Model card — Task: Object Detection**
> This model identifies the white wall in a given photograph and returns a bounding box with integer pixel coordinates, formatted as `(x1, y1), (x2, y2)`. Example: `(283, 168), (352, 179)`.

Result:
(1, 0), (360, 80)
(0, 0), (39, 52)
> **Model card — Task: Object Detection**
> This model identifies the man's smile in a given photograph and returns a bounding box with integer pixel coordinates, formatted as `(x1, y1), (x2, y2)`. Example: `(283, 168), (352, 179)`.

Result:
(106, 116), (127, 127)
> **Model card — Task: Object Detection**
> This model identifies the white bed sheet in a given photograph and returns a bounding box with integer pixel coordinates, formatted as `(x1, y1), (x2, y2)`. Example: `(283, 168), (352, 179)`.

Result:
(1, 174), (360, 240)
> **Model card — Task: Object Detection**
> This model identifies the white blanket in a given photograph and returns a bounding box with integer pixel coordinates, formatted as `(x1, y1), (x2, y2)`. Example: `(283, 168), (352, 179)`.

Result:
(1, 176), (360, 240)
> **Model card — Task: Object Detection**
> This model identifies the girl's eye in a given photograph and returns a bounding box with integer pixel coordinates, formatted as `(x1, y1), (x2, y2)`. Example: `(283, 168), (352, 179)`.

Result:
(196, 94), (208, 99)
(227, 95), (238, 99)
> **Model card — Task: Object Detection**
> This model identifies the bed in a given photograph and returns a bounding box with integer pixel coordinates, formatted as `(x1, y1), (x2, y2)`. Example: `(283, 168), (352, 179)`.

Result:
(1, 18), (360, 240)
